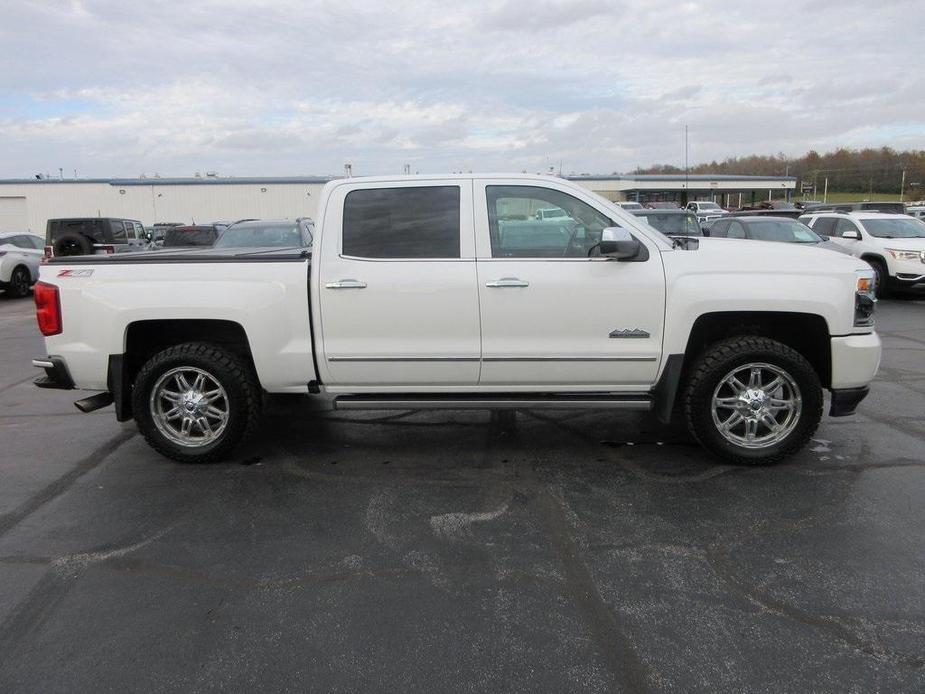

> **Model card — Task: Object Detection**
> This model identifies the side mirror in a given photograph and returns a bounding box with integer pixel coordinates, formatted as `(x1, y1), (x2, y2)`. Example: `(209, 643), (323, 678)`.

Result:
(599, 227), (640, 259)
(842, 230), (860, 240)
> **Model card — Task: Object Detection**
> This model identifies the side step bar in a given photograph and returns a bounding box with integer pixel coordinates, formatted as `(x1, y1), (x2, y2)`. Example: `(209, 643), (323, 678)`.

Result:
(334, 393), (652, 411)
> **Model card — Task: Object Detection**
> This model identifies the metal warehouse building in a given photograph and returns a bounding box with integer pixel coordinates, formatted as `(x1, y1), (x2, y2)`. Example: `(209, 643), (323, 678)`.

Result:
(0, 174), (796, 233)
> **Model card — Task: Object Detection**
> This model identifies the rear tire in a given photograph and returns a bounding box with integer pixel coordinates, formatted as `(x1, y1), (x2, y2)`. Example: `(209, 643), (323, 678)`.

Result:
(7, 266), (31, 298)
(683, 336), (823, 465)
(132, 342), (262, 463)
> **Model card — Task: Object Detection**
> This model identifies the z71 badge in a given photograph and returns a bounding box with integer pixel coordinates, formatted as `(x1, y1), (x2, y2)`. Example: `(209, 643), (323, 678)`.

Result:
(57, 269), (95, 278)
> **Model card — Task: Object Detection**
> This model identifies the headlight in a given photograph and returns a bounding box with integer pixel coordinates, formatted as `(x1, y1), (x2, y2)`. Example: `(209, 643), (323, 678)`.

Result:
(854, 270), (876, 328)
(886, 248), (923, 262)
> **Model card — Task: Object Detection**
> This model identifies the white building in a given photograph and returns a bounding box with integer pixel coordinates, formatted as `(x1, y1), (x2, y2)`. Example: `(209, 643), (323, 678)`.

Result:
(0, 174), (796, 234)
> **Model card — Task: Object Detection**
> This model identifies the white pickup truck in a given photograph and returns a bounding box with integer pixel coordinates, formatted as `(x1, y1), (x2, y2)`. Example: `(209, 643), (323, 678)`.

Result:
(32, 174), (882, 465)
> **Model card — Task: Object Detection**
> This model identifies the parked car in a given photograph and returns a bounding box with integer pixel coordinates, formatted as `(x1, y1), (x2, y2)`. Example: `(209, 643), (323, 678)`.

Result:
(630, 209), (702, 237)
(729, 209), (805, 220)
(706, 217), (853, 255)
(34, 174), (880, 466)
(0, 232), (44, 297)
(644, 202), (679, 209)
(797, 212), (925, 296)
(45, 217), (148, 257)
(807, 201), (907, 215)
(213, 219), (313, 249)
(614, 201), (644, 210)
(907, 206), (925, 220)
(686, 200), (727, 223)
(161, 225), (221, 248)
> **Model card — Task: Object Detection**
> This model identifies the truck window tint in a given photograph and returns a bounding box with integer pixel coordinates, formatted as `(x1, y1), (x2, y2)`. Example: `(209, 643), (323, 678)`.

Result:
(110, 220), (127, 242)
(343, 186), (460, 258)
(486, 185), (615, 258)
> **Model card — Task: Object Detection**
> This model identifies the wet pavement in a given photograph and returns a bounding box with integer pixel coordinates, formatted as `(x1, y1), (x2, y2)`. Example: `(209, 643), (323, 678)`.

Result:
(1, 292), (924, 692)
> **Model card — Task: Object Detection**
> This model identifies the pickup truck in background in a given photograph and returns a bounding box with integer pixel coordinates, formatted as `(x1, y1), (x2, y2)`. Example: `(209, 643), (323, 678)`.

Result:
(32, 175), (881, 465)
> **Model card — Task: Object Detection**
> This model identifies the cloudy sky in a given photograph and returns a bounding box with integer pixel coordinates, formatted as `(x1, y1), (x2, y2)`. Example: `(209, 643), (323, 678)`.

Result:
(1, 0), (923, 178)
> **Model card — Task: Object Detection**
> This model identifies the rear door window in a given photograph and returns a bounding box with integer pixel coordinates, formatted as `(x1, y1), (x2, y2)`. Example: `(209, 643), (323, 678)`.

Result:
(109, 220), (127, 242)
(343, 186), (460, 258)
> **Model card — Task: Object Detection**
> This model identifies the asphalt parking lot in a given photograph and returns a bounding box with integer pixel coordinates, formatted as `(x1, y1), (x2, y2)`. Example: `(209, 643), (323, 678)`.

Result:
(1, 293), (924, 692)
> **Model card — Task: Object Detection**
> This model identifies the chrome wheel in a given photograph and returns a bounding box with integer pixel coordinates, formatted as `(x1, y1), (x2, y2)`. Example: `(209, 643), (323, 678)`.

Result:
(149, 367), (228, 448)
(710, 362), (802, 449)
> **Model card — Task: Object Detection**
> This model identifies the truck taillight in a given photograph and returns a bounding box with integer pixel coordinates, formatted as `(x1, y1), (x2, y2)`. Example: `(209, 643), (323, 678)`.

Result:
(99, 245), (115, 254)
(34, 282), (62, 336)
(44, 245), (53, 259)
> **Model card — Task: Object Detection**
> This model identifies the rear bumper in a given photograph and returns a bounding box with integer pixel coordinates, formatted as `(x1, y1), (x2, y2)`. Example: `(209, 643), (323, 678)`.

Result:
(829, 386), (870, 417)
(830, 333), (881, 389)
(32, 355), (75, 390)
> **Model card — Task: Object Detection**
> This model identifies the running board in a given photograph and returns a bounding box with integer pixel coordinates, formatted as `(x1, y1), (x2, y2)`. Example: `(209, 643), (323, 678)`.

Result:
(333, 393), (652, 411)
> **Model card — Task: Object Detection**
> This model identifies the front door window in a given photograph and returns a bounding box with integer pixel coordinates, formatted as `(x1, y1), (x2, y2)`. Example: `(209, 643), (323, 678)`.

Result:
(486, 186), (616, 258)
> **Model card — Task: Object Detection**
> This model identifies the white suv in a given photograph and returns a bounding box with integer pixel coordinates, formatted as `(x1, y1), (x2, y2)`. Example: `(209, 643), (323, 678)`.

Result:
(0, 232), (44, 298)
(686, 200), (727, 223)
(799, 212), (925, 296)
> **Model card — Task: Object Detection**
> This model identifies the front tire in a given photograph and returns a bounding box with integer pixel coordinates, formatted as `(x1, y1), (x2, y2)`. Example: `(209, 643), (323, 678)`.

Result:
(132, 342), (262, 463)
(683, 336), (823, 465)
(869, 259), (890, 299)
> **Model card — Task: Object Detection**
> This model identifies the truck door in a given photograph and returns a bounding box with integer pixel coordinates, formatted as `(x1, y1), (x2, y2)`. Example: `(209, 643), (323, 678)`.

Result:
(473, 181), (665, 388)
(317, 181), (481, 387)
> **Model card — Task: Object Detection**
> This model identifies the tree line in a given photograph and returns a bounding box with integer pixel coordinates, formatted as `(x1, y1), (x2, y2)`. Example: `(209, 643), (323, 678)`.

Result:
(631, 147), (925, 195)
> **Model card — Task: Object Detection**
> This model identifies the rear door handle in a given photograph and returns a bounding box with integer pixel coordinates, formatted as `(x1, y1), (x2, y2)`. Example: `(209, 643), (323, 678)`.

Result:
(486, 277), (529, 288)
(325, 279), (367, 289)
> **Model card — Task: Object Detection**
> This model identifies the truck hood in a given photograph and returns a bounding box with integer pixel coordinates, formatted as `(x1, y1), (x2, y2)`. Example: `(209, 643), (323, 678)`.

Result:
(679, 236), (870, 273)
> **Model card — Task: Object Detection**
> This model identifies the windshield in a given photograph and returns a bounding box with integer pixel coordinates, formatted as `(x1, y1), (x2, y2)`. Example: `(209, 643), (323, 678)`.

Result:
(214, 222), (308, 248)
(861, 218), (925, 239)
(746, 220), (822, 243)
(698, 202), (721, 210)
(638, 213), (702, 237)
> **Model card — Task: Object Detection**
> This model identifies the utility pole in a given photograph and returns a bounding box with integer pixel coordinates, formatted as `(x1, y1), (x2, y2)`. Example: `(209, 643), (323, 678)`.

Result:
(900, 168), (906, 202)
(823, 177), (828, 203)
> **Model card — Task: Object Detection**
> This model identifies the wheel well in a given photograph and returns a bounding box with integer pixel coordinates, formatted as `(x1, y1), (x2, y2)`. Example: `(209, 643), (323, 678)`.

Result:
(683, 312), (831, 388)
(124, 319), (255, 381)
(860, 254), (887, 269)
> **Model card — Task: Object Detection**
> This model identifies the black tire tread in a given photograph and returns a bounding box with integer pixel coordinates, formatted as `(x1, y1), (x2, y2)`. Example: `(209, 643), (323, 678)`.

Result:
(132, 342), (261, 463)
(683, 336), (823, 466)
(869, 259), (891, 299)
(8, 266), (32, 298)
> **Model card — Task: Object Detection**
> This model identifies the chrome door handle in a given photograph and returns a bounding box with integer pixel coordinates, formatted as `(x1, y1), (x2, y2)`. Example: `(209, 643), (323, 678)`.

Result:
(325, 279), (367, 289)
(485, 277), (529, 288)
